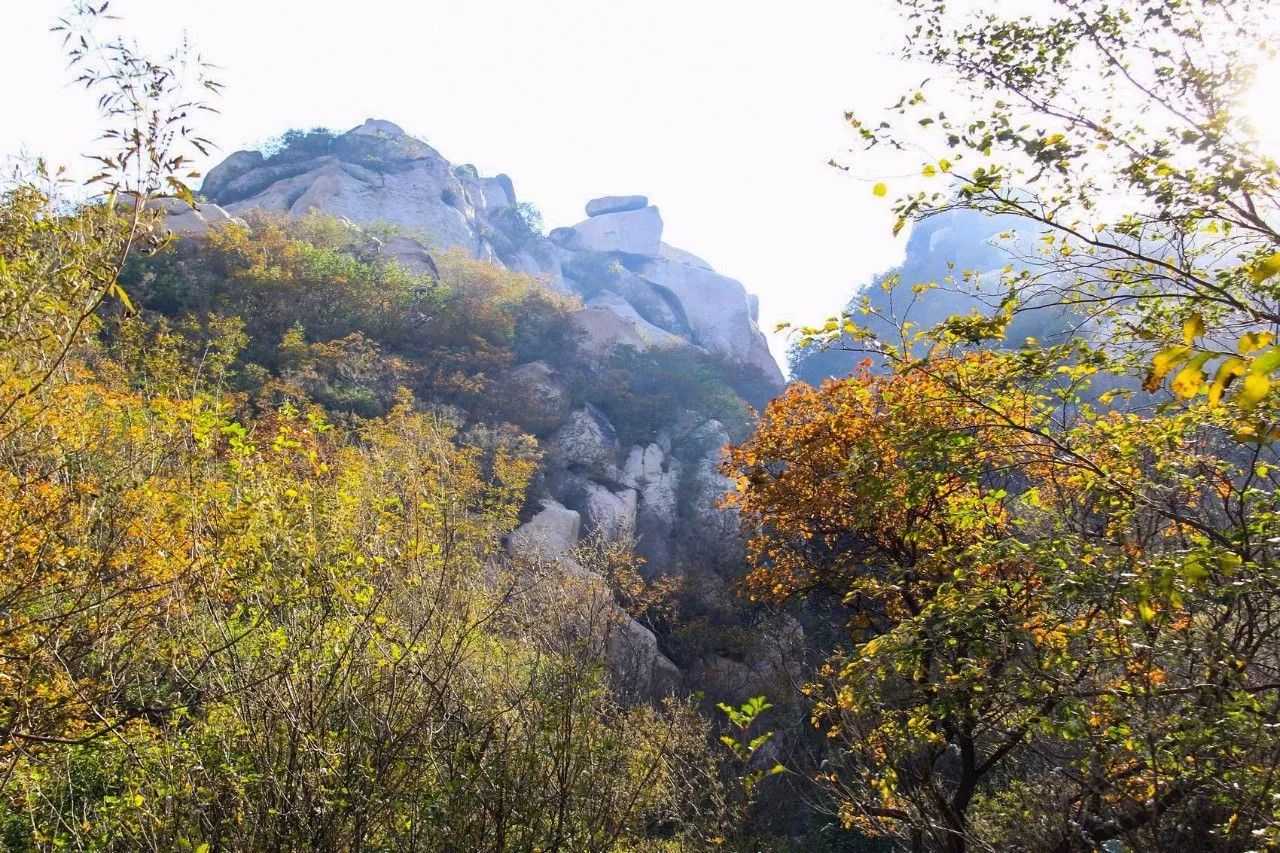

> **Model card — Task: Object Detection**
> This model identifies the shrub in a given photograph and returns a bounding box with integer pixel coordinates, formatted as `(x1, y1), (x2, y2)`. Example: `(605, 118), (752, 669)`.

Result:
(488, 202), (544, 256)
(262, 126), (337, 162)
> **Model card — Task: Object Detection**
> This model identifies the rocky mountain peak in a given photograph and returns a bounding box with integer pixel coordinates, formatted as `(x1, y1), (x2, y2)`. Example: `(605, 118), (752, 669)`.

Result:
(162, 119), (798, 717)
(348, 118), (406, 137)
(196, 120), (783, 388)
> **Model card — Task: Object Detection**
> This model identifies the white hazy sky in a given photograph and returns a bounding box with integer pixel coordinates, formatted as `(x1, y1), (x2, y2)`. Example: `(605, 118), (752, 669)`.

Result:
(3, 1), (927, 369)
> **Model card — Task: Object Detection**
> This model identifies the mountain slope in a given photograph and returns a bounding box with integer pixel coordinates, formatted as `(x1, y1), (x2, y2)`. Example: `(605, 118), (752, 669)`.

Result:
(156, 119), (801, 708)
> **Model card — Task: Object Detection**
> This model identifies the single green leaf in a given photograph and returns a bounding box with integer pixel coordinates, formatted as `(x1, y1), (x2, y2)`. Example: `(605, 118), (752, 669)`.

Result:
(1251, 346), (1280, 376)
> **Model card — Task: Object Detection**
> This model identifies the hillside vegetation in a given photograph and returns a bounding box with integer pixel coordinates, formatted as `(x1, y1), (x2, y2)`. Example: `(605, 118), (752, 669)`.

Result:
(6, 0), (1280, 851)
(1, 179), (751, 852)
(0, 17), (774, 849)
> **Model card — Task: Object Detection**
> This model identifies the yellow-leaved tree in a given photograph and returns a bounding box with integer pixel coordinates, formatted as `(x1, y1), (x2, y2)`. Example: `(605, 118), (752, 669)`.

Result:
(0, 7), (723, 850)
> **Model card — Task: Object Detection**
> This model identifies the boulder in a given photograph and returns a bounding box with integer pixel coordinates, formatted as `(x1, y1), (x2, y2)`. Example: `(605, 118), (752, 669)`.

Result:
(634, 509), (677, 582)
(526, 555), (614, 663)
(218, 142), (482, 253)
(237, 158), (478, 253)
(693, 654), (759, 707)
(618, 442), (682, 577)
(511, 360), (570, 410)
(621, 443), (665, 488)
(687, 566), (734, 611)
(473, 174), (514, 211)
(637, 255), (784, 386)
(502, 361), (572, 430)
(510, 515), (678, 703)
(200, 149), (264, 200)
(587, 291), (646, 329)
(689, 617), (805, 711)
(564, 205), (663, 258)
(549, 405), (620, 473)
(639, 458), (681, 527)
(547, 227), (576, 247)
(596, 268), (693, 336)
(655, 429), (673, 456)
(581, 483), (638, 540)
(506, 499), (581, 561)
(379, 235), (439, 278)
(657, 241), (713, 271)
(607, 615), (671, 701)
(632, 450), (682, 579)
(207, 157), (333, 205)
(160, 201), (244, 236)
(348, 118), (406, 137)
(571, 292), (685, 356)
(585, 194), (648, 217)
(676, 414), (732, 452)
(691, 457), (736, 524)
(507, 244), (568, 293)
(651, 653), (682, 697)
(679, 416), (736, 527)
(340, 121), (440, 162)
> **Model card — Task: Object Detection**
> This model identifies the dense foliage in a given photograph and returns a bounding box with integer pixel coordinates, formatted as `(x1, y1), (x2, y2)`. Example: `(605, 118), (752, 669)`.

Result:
(1, 169), (755, 853)
(114, 210), (754, 450)
(0, 10), (770, 850)
(16, 0), (1280, 849)
(743, 0), (1280, 850)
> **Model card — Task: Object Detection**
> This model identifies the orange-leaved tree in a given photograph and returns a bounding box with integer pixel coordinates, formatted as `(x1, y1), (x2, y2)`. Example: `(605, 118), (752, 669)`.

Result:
(742, 0), (1280, 848)
(729, 348), (1280, 850)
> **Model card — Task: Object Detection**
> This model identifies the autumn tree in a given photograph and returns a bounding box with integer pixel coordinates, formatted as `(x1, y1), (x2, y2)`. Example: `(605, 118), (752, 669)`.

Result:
(740, 0), (1280, 849)
(832, 0), (1280, 405)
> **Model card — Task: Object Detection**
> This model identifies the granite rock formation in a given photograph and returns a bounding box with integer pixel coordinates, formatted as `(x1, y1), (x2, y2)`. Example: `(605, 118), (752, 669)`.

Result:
(197, 119), (783, 388)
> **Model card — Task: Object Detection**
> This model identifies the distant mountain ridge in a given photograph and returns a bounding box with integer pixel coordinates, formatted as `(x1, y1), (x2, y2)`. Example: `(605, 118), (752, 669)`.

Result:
(789, 209), (1076, 385)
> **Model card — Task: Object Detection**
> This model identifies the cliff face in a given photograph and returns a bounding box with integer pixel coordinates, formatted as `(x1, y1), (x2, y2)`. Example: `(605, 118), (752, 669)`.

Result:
(199, 118), (783, 389)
